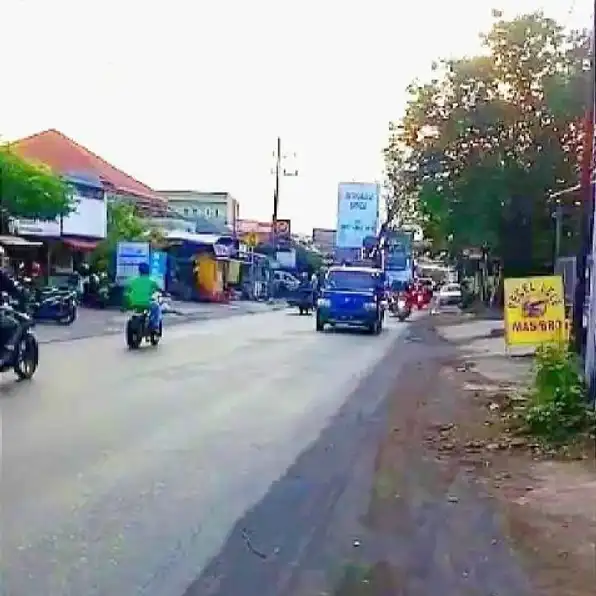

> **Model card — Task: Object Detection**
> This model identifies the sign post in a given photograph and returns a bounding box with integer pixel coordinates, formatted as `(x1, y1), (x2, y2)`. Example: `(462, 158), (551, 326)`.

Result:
(504, 276), (566, 348)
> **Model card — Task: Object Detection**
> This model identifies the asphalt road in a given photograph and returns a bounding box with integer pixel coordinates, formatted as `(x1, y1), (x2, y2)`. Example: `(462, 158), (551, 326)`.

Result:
(2, 310), (408, 596)
(34, 301), (283, 344)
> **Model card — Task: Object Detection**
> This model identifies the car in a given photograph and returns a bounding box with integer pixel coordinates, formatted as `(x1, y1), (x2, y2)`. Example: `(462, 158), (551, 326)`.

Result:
(273, 270), (300, 293)
(315, 266), (384, 334)
(436, 282), (462, 308)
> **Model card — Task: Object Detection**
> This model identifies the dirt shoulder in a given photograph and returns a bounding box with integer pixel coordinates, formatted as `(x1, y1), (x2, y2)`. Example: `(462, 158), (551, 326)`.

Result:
(336, 315), (596, 596)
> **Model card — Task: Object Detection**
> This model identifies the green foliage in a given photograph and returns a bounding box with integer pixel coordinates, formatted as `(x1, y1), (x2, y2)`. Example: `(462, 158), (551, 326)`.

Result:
(384, 11), (589, 264)
(0, 146), (74, 220)
(90, 201), (149, 271)
(522, 344), (595, 446)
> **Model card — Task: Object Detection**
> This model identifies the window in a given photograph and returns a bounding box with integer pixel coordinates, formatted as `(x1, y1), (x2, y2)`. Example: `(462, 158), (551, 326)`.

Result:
(183, 208), (189, 216)
(215, 209), (220, 218)
(192, 208), (198, 215)
(326, 270), (380, 291)
(204, 207), (212, 217)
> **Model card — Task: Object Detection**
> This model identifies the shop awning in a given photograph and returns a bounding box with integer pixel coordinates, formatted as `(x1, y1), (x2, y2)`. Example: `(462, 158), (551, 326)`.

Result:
(62, 238), (99, 251)
(0, 235), (43, 248)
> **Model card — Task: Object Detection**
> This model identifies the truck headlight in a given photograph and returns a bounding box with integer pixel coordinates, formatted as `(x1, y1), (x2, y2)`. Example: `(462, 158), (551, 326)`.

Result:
(317, 298), (331, 308)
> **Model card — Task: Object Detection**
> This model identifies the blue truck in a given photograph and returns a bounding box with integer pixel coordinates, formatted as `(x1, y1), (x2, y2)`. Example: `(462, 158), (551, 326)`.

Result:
(315, 266), (385, 334)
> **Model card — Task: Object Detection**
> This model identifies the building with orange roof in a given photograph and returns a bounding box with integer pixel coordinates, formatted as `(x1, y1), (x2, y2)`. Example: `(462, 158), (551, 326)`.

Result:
(11, 129), (166, 215)
(6, 129), (166, 279)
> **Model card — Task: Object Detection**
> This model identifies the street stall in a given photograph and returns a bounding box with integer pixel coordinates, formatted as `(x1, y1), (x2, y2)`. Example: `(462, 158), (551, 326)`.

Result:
(163, 231), (238, 302)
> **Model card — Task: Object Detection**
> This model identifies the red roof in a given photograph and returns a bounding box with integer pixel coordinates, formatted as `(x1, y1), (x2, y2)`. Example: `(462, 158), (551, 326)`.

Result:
(11, 129), (166, 212)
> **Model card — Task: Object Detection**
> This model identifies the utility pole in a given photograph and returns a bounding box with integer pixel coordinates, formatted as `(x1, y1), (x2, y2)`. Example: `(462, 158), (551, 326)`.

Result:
(554, 199), (563, 261)
(271, 137), (298, 249)
(572, 22), (596, 355)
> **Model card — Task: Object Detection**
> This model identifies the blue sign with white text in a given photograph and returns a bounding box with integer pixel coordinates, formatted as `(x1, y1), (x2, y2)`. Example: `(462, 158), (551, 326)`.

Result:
(150, 251), (167, 290)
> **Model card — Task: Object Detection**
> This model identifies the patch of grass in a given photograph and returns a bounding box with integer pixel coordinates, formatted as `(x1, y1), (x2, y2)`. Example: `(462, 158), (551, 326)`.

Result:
(517, 344), (596, 447)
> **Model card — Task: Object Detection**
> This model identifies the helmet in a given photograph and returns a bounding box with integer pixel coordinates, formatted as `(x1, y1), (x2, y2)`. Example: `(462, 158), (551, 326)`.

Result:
(138, 262), (150, 275)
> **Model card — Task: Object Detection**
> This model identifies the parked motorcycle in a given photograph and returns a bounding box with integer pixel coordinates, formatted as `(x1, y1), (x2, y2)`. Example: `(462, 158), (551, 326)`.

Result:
(125, 293), (167, 349)
(17, 278), (78, 325)
(0, 293), (39, 380)
(81, 272), (115, 309)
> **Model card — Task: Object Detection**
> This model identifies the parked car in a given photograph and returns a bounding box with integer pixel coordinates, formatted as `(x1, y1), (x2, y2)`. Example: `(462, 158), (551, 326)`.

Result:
(436, 283), (462, 308)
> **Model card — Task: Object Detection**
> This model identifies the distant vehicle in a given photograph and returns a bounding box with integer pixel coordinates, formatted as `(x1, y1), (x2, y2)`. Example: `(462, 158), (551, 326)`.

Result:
(436, 283), (462, 307)
(389, 292), (412, 322)
(417, 277), (436, 291)
(315, 266), (385, 334)
(287, 287), (315, 315)
(273, 270), (300, 292)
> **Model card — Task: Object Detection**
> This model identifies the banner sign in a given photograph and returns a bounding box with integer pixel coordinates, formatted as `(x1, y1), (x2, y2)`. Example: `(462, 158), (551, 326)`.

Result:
(385, 230), (413, 271)
(312, 228), (336, 254)
(150, 251), (167, 290)
(336, 182), (379, 249)
(116, 241), (150, 286)
(504, 276), (566, 346)
(274, 219), (291, 239)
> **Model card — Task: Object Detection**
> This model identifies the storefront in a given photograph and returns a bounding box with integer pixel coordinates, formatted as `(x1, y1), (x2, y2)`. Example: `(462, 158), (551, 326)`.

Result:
(11, 174), (107, 280)
(164, 231), (239, 302)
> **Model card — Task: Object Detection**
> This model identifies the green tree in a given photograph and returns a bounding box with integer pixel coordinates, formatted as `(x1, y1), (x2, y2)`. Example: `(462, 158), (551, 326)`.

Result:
(91, 202), (149, 270)
(384, 11), (589, 271)
(0, 146), (73, 225)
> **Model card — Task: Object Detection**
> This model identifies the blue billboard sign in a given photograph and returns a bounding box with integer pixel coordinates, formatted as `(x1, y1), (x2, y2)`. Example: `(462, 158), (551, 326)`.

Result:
(150, 251), (168, 290)
(336, 182), (380, 249)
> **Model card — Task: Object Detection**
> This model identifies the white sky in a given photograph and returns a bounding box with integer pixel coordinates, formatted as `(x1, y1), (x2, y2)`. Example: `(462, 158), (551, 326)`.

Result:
(0, 0), (590, 233)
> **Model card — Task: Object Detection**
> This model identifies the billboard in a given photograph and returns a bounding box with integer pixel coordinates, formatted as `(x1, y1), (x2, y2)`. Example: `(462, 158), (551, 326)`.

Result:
(336, 182), (379, 248)
(312, 228), (336, 254)
(385, 230), (413, 271)
(274, 219), (291, 239)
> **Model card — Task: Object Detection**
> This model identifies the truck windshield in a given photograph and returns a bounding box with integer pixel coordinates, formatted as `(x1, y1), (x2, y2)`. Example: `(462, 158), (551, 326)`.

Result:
(326, 270), (378, 291)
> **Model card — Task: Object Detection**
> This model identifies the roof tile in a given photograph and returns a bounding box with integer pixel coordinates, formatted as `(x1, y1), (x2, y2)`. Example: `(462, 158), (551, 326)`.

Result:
(10, 129), (166, 212)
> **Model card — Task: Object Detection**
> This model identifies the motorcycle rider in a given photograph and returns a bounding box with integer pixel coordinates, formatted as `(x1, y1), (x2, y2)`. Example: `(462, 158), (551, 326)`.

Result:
(0, 246), (26, 364)
(124, 262), (163, 331)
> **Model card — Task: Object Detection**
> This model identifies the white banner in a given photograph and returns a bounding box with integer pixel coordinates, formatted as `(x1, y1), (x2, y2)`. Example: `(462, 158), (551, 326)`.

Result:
(336, 182), (379, 248)
(116, 241), (150, 285)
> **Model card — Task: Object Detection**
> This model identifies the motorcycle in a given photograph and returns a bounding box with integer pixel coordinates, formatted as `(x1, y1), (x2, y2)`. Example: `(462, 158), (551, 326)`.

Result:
(389, 293), (412, 321)
(288, 286), (316, 315)
(16, 277), (78, 325)
(80, 272), (115, 309)
(0, 293), (39, 380)
(395, 296), (412, 321)
(125, 293), (167, 349)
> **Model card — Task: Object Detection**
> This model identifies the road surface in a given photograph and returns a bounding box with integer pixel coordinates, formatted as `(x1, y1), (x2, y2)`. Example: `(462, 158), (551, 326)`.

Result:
(34, 301), (283, 344)
(2, 310), (407, 596)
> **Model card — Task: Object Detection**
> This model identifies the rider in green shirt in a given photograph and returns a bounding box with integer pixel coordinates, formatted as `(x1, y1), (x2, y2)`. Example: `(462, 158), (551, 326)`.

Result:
(124, 262), (162, 329)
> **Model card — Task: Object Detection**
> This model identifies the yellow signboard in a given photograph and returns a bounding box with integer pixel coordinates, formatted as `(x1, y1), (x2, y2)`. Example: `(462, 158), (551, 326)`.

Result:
(504, 275), (566, 346)
(244, 232), (259, 248)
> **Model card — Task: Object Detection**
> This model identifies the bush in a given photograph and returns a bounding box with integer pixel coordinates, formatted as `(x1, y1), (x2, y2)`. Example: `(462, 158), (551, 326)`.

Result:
(522, 344), (595, 446)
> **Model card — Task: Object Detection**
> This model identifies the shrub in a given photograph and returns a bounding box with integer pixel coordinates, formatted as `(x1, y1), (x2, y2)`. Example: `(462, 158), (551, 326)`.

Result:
(522, 344), (595, 446)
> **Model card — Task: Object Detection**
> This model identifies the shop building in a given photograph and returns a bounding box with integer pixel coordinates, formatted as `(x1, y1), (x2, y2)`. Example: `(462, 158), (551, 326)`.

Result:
(10, 129), (166, 276)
